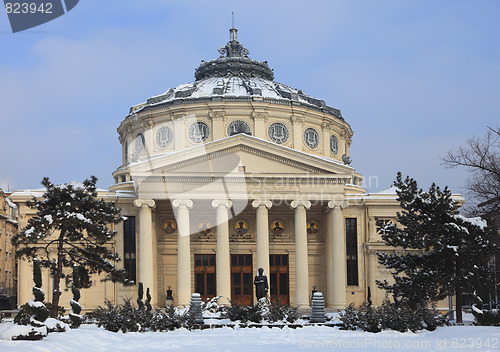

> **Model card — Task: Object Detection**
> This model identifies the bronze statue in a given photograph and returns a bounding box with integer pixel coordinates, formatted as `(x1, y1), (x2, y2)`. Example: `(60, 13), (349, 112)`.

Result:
(254, 267), (268, 300)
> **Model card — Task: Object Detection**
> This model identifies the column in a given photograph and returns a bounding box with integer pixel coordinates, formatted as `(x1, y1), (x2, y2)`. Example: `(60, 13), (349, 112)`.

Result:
(290, 115), (305, 151)
(328, 200), (349, 310)
(172, 199), (193, 307)
(173, 114), (185, 151)
(367, 249), (378, 305)
(324, 208), (334, 307)
(291, 200), (311, 308)
(134, 199), (156, 306)
(322, 122), (331, 158)
(212, 199), (232, 305)
(252, 200), (273, 277)
(252, 112), (268, 138)
(210, 111), (225, 140)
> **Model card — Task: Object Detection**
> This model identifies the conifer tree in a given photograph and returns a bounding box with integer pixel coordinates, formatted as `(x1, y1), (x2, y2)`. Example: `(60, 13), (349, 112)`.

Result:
(12, 176), (129, 316)
(137, 282), (144, 310)
(69, 265), (82, 329)
(377, 173), (498, 324)
(145, 288), (152, 313)
(30, 258), (50, 325)
(14, 258), (50, 327)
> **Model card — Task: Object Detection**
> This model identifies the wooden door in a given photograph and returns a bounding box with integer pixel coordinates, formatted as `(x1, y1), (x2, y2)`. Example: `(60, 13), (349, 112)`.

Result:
(270, 254), (289, 305)
(231, 254), (253, 305)
(194, 254), (216, 302)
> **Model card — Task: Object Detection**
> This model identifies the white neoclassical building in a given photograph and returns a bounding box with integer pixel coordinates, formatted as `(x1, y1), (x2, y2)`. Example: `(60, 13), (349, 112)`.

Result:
(12, 27), (425, 310)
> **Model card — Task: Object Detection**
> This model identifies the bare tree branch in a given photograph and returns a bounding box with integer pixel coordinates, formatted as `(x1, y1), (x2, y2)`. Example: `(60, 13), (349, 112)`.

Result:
(442, 126), (500, 215)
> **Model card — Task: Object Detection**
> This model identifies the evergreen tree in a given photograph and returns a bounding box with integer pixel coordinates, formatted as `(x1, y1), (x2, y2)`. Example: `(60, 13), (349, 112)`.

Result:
(377, 172), (499, 324)
(12, 176), (129, 316)
(69, 265), (82, 329)
(145, 288), (152, 313)
(30, 258), (50, 325)
(14, 258), (49, 327)
(137, 282), (144, 310)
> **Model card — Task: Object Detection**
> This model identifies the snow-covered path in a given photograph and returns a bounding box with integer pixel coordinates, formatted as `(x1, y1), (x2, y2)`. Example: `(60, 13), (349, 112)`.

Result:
(1, 324), (500, 352)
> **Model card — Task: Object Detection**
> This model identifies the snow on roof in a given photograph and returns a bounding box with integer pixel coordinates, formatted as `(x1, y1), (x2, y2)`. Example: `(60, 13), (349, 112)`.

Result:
(11, 182), (111, 198)
(371, 186), (398, 195)
(5, 197), (17, 208)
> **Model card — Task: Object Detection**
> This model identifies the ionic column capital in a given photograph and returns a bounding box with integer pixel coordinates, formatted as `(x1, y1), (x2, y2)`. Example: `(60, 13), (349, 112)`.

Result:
(212, 199), (232, 208)
(134, 199), (156, 208)
(290, 200), (311, 210)
(172, 199), (193, 209)
(290, 115), (306, 125)
(327, 200), (349, 210)
(251, 200), (273, 209)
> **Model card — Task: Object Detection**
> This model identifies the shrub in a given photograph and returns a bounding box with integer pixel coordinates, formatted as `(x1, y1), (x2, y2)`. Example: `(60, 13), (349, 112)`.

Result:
(266, 302), (300, 323)
(221, 300), (300, 324)
(86, 301), (196, 333)
(339, 300), (448, 333)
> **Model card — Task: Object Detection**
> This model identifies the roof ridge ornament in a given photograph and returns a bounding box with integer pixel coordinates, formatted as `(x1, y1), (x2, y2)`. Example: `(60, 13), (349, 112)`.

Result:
(218, 14), (249, 58)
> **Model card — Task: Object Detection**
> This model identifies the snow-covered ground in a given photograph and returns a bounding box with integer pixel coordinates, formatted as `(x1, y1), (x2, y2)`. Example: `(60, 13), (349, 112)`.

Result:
(1, 323), (499, 352)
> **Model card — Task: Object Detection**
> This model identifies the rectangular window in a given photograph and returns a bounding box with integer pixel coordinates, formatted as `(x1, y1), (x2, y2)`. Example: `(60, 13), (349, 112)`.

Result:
(346, 218), (358, 286)
(123, 216), (136, 283)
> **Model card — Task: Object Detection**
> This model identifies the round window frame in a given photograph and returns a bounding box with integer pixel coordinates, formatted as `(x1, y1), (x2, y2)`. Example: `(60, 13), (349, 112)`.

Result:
(267, 122), (290, 144)
(155, 125), (174, 149)
(188, 121), (210, 143)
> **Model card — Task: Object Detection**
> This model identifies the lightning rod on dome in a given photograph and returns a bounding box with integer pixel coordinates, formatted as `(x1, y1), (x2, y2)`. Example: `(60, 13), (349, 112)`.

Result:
(230, 11), (237, 41)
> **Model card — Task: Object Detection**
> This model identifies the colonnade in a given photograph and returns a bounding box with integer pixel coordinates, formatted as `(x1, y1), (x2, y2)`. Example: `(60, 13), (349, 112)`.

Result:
(134, 198), (349, 308)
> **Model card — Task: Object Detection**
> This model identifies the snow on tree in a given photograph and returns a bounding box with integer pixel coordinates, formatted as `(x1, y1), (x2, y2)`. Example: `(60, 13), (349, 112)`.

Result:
(377, 172), (499, 324)
(12, 176), (130, 316)
(69, 265), (82, 329)
(13, 258), (50, 340)
(28, 258), (49, 326)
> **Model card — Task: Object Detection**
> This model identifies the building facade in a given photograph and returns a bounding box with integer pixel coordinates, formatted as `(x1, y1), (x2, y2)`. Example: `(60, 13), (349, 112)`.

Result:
(0, 188), (18, 308)
(11, 27), (455, 311)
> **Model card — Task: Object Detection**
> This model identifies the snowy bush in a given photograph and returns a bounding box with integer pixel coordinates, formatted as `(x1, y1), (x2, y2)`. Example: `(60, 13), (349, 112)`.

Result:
(266, 302), (300, 323)
(87, 299), (145, 333)
(221, 300), (299, 324)
(339, 303), (359, 330)
(201, 296), (220, 314)
(472, 291), (500, 326)
(339, 300), (448, 333)
(86, 300), (197, 333)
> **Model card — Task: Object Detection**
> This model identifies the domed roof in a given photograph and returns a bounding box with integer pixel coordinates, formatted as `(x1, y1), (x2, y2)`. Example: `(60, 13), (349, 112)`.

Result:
(129, 27), (342, 120)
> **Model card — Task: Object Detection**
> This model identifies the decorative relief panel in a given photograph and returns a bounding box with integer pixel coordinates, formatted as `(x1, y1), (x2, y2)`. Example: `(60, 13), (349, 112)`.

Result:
(188, 122), (210, 143)
(268, 123), (289, 144)
(227, 120), (252, 136)
(230, 218), (254, 242)
(270, 219), (290, 240)
(192, 219), (216, 241)
(156, 126), (173, 148)
(304, 128), (319, 149)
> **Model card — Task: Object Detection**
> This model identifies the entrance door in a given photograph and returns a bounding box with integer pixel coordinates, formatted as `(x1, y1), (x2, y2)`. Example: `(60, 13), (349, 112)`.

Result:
(270, 254), (289, 305)
(194, 254), (216, 302)
(231, 254), (253, 305)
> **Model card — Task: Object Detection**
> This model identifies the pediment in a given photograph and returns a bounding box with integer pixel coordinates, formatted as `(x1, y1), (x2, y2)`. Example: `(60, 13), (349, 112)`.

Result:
(129, 134), (352, 177)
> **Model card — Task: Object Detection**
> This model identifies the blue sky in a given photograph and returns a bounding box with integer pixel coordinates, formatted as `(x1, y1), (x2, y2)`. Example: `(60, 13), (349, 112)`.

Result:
(1, 0), (499, 202)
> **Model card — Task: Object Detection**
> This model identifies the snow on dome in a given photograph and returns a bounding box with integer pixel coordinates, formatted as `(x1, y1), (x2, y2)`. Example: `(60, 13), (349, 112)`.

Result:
(129, 27), (342, 120)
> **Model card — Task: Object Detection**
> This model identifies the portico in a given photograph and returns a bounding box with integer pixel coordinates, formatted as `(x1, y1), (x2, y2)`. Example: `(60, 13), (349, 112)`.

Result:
(124, 133), (356, 308)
